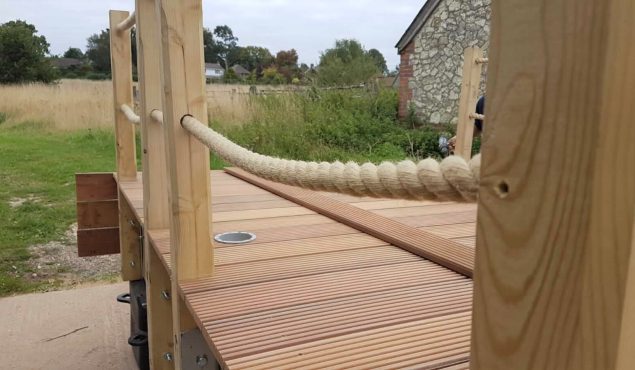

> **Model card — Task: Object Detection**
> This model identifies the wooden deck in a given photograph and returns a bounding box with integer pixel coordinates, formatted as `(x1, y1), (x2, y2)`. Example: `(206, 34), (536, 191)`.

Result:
(118, 169), (477, 369)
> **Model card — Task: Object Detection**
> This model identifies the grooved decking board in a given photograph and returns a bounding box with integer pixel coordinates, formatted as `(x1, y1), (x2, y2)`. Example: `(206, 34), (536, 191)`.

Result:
(225, 168), (475, 277)
(116, 170), (477, 369)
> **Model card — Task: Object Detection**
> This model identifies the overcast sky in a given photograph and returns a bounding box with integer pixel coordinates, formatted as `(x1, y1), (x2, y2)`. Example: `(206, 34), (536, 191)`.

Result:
(0, 0), (422, 69)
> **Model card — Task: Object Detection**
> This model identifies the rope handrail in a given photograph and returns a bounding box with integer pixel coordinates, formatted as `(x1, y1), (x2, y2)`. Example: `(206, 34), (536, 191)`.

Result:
(469, 113), (485, 120)
(475, 57), (489, 64)
(181, 116), (480, 202)
(119, 104), (481, 202)
(120, 104), (140, 125)
(116, 11), (136, 33)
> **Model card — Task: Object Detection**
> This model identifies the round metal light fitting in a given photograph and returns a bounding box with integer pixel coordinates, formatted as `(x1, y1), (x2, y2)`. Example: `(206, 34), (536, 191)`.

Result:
(214, 231), (256, 245)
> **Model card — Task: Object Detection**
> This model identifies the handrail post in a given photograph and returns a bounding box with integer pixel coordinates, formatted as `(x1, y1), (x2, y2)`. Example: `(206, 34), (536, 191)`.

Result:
(455, 46), (483, 160)
(109, 10), (137, 181)
(135, 0), (174, 369)
(156, 0), (213, 367)
(471, 0), (635, 368)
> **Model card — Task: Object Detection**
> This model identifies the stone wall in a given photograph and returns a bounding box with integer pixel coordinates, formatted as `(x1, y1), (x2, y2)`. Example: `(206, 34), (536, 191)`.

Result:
(406, 0), (491, 124)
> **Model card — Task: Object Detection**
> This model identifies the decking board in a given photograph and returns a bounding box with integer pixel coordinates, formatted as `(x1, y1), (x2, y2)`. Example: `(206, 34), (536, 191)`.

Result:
(118, 169), (476, 369)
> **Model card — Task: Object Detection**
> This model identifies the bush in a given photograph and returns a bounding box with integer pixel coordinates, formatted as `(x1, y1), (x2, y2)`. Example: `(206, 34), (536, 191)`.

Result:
(214, 87), (452, 165)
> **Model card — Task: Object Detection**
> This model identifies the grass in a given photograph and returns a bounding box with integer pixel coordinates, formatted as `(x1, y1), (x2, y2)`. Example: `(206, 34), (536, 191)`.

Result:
(0, 83), (462, 296)
(0, 123), (115, 295)
(0, 80), (298, 130)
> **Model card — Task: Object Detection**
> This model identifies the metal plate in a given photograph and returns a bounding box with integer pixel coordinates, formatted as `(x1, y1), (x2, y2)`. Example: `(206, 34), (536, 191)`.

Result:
(214, 231), (256, 244)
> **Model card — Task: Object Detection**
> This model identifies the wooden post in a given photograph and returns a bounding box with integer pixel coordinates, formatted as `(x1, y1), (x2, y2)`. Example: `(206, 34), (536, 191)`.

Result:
(156, 0), (213, 366)
(135, 0), (173, 368)
(110, 10), (141, 282)
(455, 47), (483, 159)
(471, 0), (635, 369)
(109, 10), (137, 181)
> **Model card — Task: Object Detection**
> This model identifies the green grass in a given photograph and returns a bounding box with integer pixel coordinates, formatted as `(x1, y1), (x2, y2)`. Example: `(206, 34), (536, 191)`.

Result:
(0, 88), (462, 296)
(0, 123), (116, 295)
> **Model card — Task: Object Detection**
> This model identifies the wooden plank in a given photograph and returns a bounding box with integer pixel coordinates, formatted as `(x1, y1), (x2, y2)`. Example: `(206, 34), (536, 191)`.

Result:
(76, 200), (119, 229)
(471, 0), (635, 368)
(157, 0), (212, 366)
(75, 173), (117, 202)
(147, 244), (176, 370)
(226, 311), (472, 370)
(77, 227), (120, 257)
(119, 190), (142, 281)
(135, 1), (173, 368)
(454, 46), (483, 160)
(109, 10), (137, 181)
(226, 168), (475, 277)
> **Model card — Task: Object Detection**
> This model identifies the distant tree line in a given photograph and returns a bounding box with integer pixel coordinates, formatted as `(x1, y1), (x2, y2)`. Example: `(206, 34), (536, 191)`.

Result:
(0, 19), (392, 86)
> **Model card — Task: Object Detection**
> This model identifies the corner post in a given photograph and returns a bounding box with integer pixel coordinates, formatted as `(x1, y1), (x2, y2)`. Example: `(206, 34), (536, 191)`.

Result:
(471, 0), (635, 369)
(135, 0), (174, 369)
(455, 46), (483, 159)
(156, 0), (213, 367)
(109, 10), (137, 181)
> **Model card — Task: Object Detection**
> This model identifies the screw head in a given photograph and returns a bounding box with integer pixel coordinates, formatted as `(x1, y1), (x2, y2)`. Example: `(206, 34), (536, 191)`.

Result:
(196, 355), (208, 367)
(163, 352), (173, 362)
(161, 290), (170, 300)
(129, 261), (135, 267)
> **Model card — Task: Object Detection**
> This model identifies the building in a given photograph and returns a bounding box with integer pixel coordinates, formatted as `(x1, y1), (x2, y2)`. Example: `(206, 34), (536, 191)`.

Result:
(231, 64), (250, 79)
(396, 0), (490, 123)
(52, 57), (83, 70)
(205, 63), (224, 79)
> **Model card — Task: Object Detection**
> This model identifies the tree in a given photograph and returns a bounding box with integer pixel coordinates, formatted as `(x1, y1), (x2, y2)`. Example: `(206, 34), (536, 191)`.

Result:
(317, 39), (380, 86)
(85, 29), (110, 73)
(274, 49), (299, 83)
(367, 48), (388, 75)
(203, 27), (216, 63)
(0, 20), (58, 83)
(63, 47), (84, 59)
(212, 25), (238, 71)
(231, 46), (273, 74)
(85, 28), (136, 74)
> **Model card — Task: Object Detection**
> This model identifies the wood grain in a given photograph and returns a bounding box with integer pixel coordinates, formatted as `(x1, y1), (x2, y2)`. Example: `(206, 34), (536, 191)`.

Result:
(77, 227), (120, 257)
(471, 0), (635, 369)
(109, 11), (137, 181)
(455, 47), (483, 159)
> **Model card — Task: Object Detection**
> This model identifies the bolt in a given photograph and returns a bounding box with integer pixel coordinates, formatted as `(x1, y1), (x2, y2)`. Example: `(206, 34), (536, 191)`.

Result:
(163, 352), (173, 362)
(161, 290), (170, 300)
(196, 355), (208, 367)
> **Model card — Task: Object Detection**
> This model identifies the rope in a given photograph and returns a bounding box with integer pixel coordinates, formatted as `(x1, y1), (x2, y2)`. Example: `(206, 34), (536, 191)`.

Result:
(475, 57), (489, 64)
(120, 104), (140, 125)
(469, 113), (485, 120)
(116, 11), (136, 33)
(181, 116), (480, 202)
(119, 104), (481, 201)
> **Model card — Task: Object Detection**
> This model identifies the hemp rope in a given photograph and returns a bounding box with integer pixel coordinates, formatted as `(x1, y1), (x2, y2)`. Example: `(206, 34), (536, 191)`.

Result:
(120, 104), (140, 125)
(120, 104), (480, 202)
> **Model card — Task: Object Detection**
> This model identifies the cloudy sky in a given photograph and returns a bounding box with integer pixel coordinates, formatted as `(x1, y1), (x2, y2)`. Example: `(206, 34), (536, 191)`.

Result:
(0, 0), (422, 69)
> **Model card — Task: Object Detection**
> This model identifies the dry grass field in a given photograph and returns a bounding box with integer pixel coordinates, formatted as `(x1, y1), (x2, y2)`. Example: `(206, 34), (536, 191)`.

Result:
(0, 79), (297, 130)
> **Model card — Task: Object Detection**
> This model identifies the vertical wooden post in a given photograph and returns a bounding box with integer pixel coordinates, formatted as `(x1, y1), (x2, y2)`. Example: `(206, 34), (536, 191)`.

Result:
(455, 47), (483, 159)
(135, 0), (174, 368)
(157, 0), (213, 366)
(110, 10), (142, 282)
(109, 10), (137, 181)
(471, 0), (635, 369)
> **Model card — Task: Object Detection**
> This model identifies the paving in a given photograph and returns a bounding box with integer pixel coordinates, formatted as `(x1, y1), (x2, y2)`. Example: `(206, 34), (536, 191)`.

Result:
(0, 282), (137, 370)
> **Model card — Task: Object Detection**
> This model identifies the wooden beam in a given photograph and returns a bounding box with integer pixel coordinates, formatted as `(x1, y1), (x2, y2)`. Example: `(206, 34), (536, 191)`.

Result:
(135, 0), (173, 368)
(157, 0), (213, 366)
(109, 11), (137, 181)
(454, 47), (483, 160)
(471, 0), (635, 369)
(119, 191), (142, 281)
(146, 245), (176, 369)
